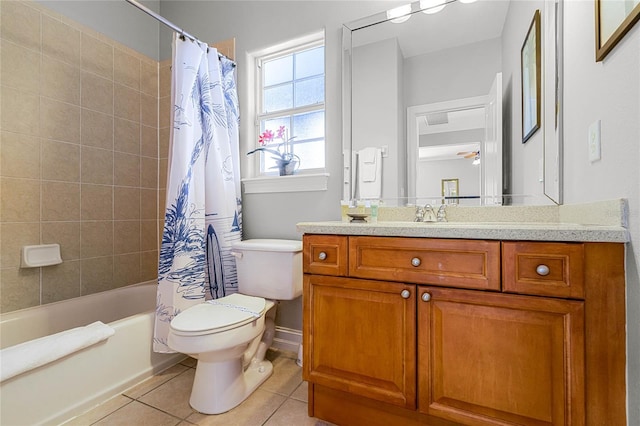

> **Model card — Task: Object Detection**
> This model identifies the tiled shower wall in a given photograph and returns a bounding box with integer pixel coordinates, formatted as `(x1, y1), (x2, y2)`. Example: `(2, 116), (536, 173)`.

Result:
(0, 1), (168, 313)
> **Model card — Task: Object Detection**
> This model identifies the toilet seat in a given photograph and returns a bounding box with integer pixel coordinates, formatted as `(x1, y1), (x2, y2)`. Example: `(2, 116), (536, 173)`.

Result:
(170, 293), (266, 337)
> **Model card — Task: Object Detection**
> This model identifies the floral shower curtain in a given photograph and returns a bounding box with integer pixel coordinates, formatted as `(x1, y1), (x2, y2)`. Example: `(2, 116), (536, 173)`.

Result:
(153, 35), (241, 353)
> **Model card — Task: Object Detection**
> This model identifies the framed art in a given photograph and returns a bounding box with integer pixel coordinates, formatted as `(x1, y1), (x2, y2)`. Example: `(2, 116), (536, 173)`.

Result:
(596, 0), (640, 61)
(521, 9), (541, 143)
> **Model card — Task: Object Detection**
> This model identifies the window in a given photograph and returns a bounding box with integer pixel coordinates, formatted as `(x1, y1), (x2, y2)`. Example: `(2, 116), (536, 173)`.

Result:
(255, 37), (325, 175)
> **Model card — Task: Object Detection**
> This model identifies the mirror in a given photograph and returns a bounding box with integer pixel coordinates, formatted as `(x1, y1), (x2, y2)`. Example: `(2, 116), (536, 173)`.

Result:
(343, 0), (563, 206)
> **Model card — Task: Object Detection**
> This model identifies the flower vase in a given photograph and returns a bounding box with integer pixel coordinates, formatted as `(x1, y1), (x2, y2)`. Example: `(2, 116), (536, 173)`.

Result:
(278, 159), (298, 176)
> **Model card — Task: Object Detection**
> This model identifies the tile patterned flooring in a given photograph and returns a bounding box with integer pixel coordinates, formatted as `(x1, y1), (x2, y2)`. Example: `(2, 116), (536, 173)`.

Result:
(63, 350), (333, 426)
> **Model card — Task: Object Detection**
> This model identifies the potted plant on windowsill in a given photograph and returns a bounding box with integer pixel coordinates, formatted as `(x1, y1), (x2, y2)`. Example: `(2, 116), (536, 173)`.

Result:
(247, 126), (299, 176)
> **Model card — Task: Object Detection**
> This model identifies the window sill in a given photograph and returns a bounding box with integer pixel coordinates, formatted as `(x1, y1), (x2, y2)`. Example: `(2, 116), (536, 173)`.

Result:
(242, 173), (329, 194)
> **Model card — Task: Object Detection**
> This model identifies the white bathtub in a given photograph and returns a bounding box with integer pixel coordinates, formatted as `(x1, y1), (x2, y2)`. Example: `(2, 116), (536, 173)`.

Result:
(0, 281), (185, 426)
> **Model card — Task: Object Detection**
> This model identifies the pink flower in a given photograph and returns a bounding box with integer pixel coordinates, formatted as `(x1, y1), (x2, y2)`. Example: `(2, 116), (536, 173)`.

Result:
(258, 129), (274, 146)
(276, 125), (286, 139)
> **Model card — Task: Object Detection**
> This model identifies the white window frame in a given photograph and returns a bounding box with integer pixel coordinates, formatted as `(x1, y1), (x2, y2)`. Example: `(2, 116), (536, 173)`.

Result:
(242, 31), (328, 194)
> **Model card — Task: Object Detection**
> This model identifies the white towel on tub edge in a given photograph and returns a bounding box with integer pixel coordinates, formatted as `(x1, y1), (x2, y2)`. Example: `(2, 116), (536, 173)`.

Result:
(0, 321), (115, 382)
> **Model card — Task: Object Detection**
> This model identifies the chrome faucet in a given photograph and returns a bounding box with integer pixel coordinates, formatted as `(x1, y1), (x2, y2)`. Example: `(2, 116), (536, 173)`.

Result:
(437, 204), (447, 222)
(415, 204), (437, 222)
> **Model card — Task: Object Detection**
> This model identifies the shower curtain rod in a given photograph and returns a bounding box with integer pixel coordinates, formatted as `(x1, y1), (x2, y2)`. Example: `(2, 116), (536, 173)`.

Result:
(124, 0), (235, 65)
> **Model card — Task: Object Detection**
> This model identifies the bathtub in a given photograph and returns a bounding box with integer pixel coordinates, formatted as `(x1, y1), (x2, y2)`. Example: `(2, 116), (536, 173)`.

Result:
(0, 281), (186, 426)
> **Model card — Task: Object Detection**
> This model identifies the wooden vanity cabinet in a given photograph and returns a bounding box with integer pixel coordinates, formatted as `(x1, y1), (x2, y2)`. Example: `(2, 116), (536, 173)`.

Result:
(302, 235), (626, 426)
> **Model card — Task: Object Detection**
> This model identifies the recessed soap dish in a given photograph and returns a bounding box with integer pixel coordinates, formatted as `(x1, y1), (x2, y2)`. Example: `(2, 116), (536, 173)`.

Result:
(21, 244), (62, 268)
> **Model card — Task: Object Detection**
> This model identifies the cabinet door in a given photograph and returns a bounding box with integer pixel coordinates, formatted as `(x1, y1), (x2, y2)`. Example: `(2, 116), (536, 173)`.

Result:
(303, 275), (416, 409)
(418, 287), (585, 426)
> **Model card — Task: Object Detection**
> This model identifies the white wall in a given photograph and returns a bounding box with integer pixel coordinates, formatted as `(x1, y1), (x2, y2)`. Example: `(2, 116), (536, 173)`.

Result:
(353, 37), (403, 199)
(404, 37), (502, 107)
(501, 0), (548, 201)
(416, 159), (480, 203)
(35, 0), (161, 60)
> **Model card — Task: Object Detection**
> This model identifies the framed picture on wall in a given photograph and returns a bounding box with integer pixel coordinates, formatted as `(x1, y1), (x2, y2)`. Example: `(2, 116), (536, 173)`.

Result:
(521, 9), (541, 144)
(596, 0), (640, 61)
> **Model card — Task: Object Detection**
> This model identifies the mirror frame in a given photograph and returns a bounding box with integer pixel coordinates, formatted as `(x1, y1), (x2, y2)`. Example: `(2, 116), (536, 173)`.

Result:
(342, 0), (564, 205)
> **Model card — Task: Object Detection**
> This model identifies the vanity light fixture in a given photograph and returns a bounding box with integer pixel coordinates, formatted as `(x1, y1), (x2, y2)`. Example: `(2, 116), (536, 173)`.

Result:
(387, 4), (413, 23)
(459, 0), (478, 3)
(420, 0), (447, 14)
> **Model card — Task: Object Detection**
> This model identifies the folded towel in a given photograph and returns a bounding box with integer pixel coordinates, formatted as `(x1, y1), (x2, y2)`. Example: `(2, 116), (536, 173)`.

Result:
(359, 147), (378, 164)
(358, 147), (381, 184)
(0, 321), (115, 382)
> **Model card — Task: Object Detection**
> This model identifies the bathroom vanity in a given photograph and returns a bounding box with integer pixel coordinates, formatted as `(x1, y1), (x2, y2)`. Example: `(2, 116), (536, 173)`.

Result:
(298, 218), (628, 426)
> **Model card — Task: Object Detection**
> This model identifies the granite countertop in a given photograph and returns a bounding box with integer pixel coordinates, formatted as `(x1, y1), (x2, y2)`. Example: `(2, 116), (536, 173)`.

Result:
(296, 199), (630, 243)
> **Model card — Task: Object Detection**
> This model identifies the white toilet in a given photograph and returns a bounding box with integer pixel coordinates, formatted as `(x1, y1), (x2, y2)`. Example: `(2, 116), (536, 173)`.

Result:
(167, 239), (303, 415)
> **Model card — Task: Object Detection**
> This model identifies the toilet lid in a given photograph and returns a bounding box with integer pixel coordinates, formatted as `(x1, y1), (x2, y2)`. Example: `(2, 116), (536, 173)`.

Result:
(170, 293), (266, 335)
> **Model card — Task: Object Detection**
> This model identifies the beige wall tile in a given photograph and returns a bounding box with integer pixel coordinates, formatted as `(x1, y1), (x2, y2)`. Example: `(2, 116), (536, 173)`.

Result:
(42, 221), (81, 261)
(42, 181), (80, 221)
(140, 61), (158, 97)
(141, 156), (158, 189)
(1, 86), (39, 135)
(81, 146), (113, 185)
(140, 93), (158, 127)
(113, 253), (140, 287)
(81, 256), (114, 295)
(114, 48), (140, 90)
(141, 220), (157, 251)
(114, 220), (140, 254)
(159, 127), (170, 159)
(140, 250), (158, 282)
(1, 178), (40, 222)
(42, 260), (81, 303)
(81, 71), (113, 115)
(81, 108), (113, 150)
(41, 139), (80, 182)
(42, 15), (81, 66)
(0, 222), (40, 268)
(1, 40), (40, 94)
(159, 64), (171, 98)
(81, 34), (113, 79)
(114, 83), (140, 121)
(158, 190), (167, 220)
(1, 132), (40, 179)
(41, 55), (80, 105)
(40, 97), (81, 143)
(159, 96), (171, 128)
(141, 188), (158, 220)
(114, 118), (140, 155)
(0, 267), (40, 313)
(81, 221), (113, 258)
(141, 125), (158, 158)
(114, 152), (140, 187)
(81, 184), (113, 220)
(0, 1), (41, 51)
(114, 187), (140, 220)
(159, 158), (168, 190)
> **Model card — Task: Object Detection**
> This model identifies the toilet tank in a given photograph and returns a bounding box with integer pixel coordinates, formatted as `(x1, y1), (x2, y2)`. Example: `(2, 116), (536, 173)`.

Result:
(231, 239), (303, 300)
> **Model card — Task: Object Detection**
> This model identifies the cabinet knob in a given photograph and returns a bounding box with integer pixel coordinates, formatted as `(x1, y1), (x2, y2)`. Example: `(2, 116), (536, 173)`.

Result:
(536, 264), (550, 276)
(318, 252), (327, 261)
(421, 292), (431, 302)
(411, 257), (421, 267)
(400, 289), (411, 299)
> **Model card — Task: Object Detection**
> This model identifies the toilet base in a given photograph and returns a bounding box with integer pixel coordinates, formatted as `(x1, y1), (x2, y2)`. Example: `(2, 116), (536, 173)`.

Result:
(189, 356), (273, 415)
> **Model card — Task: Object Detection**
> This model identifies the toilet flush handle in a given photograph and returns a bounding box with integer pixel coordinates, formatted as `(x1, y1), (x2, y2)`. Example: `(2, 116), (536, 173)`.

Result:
(230, 251), (243, 259)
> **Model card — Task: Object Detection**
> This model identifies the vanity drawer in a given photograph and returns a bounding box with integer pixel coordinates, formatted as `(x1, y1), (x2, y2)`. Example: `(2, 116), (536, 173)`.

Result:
(502, 242), (585, 299)
(303, 235), (348, 276)
(349, 236), (501, 290)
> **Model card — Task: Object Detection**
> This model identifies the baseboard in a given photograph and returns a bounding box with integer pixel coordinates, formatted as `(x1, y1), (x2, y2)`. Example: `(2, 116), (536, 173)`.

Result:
(271, 326), (302, 353)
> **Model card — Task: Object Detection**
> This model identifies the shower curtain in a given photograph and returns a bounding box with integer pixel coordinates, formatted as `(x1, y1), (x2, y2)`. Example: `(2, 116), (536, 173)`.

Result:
(153, 35), (241, 353)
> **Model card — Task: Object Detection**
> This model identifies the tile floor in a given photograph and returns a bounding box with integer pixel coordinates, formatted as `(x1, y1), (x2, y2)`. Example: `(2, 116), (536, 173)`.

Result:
(63, 349), (333, 426)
